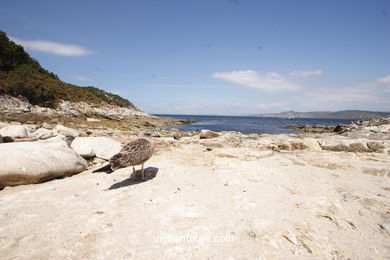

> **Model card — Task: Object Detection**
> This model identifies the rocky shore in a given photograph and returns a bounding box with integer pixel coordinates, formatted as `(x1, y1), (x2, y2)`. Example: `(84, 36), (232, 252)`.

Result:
(286, 116), (390, 139)
(0, 116), (389, 259)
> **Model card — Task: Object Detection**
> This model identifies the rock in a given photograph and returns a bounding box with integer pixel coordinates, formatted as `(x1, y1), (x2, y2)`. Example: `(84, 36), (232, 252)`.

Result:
(366, 141), (385, 153)
(0, 142), (87, 188)
(200, 129), (220, 139)
(289, 141), (309, 150)
(1, 136), (13, 142)
(86, 118), (101, 122)
(284, 124), (335, 133)
(0, 125), (28, 139)
(71, 137), (122, 159)
(199, 139), (224, 148)
(42, 122), (53, 129)
(333, 124), (345, 133)
(54, 125), (80, 139)
(337, 116), (390, 140)
(318, 139), (371, 153)
(57, 101), (83, 117)
(39, 135), (70, 147)
(0, 122), (10, 129)
(173, 132), (182, 140)
(301, 138), (322, 151)
(0, 95), (31, 114)
(219, 132), (241, 147)
(34, 128), (56, 140)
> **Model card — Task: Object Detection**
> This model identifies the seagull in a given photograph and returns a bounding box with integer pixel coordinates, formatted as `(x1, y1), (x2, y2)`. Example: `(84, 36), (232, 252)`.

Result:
(109, 133), (155, 181)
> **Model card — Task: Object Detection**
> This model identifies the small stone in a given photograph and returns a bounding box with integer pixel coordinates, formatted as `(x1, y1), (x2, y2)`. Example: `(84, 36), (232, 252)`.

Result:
(247, 231), (256, 238)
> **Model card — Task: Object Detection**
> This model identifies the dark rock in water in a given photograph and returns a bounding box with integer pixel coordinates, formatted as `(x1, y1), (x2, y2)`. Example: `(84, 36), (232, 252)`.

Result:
(333, 124), (346, 133)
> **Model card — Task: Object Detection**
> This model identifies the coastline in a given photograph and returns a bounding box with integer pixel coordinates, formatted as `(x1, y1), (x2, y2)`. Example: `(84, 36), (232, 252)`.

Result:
(1, 115), (389, 259)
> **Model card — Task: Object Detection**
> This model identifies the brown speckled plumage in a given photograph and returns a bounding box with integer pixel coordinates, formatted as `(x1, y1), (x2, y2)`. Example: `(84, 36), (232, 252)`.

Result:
(109, 138), (154, 173)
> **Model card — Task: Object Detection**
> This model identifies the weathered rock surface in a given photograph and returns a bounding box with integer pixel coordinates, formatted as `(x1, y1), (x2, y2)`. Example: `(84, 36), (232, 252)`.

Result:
(0, 122), (9, 129)
(0, 116), (390, 259)
(200, 129), (220, 139)
(1, 131), (389, 259)
(0, 142), (87, 188)
(0, 125), (28, 139)
(71, 137), (122, 159)
(0, 95), (31, 114)
(340, 117), (390, 140)
(33, 128), (56, 140)
(0, 95), (149, 120)
(54, 125), (80, 139)
(285, 124), (335, 133)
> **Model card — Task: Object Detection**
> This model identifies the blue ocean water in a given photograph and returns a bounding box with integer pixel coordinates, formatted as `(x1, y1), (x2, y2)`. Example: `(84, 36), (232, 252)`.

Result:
(155, 114), (354, 134)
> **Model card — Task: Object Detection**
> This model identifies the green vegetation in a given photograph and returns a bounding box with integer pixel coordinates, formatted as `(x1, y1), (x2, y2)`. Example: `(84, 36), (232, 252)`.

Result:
(82, 86), (137, 110)
(0, 30), (138, 110)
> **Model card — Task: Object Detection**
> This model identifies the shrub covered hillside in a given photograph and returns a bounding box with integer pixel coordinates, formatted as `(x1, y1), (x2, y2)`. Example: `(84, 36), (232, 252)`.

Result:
(0, 31), (138, 110)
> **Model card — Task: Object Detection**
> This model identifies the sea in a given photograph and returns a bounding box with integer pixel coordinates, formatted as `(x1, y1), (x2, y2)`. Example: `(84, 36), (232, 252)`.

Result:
(155, 114), (355, 135)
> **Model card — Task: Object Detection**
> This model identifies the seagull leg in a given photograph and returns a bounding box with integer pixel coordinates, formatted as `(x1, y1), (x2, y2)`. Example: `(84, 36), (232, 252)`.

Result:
(141, 163), (144, 181)
(132, 166), (135, 178)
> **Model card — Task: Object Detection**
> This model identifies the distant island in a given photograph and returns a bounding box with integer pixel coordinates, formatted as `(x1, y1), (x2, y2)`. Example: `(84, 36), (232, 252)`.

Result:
(253, 110), (390, 119)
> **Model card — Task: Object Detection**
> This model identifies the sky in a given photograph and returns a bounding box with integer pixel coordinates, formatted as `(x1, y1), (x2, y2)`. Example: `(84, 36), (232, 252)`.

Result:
(1, 0), (390, 115)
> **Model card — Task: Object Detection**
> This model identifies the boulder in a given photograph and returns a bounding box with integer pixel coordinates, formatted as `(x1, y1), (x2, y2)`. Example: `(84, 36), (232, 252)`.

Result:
(0, 142), (88, 188)
(34, 128), (56, 140)
(54, 125), (80, 139)
(0, 125), (28, 139)
(71, 137), (122, 159)
(39, 135), (70, 147)
(0, 122), (9, 129)
(200, 129), (220, 139)
(219, 132), (241, 147)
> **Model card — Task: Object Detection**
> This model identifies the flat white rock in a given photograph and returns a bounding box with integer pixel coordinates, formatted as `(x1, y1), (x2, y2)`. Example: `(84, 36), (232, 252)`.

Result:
(0, 141), (88, 188)
(71, 136), (122, 160)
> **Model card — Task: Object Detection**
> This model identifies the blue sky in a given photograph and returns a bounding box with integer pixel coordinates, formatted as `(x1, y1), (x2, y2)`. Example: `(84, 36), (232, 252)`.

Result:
(1, 0), (390, 115)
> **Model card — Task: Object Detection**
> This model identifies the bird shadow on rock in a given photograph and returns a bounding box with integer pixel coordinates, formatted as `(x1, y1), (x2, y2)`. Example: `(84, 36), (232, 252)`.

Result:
(107, 167), (159, 190)
(92, 163), (113, 173)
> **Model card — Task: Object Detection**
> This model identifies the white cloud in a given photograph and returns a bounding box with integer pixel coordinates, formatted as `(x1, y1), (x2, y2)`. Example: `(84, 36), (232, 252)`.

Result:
(10, 37), (94, 56)
(377, 75), (390, 83)
(297, 80), (390, 111)
(212, 70), (299, 91)
(70, 75), (93, 82)
(288, 70), (322, 77)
